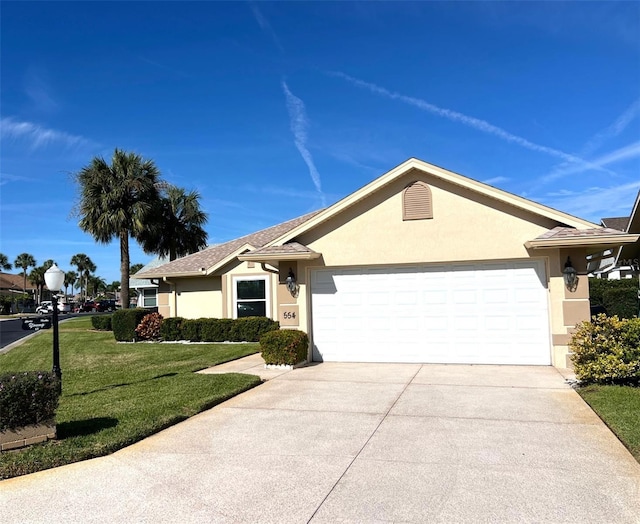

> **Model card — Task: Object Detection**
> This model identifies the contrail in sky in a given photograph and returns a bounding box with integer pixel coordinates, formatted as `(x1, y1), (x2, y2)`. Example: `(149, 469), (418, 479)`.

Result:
(330, 71), (612, 174)
(282, 81), (326, 206)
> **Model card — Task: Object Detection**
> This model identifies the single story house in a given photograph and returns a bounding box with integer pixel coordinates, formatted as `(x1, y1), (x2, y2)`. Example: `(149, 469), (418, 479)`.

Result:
(136, 158), (639, 368)
(129, 257), (168, 309)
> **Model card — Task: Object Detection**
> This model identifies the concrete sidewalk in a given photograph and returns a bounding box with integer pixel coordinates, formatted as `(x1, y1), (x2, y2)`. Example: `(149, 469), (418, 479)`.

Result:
(1, 359), (639, 523)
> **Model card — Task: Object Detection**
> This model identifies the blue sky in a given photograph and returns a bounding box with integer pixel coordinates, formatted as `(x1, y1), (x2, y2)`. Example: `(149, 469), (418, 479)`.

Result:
(1, 1), (639, 285)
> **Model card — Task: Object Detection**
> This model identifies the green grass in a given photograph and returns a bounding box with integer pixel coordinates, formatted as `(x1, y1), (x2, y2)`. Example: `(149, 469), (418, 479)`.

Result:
(0, 317), (261, 479)
(578, 385), (640, 462)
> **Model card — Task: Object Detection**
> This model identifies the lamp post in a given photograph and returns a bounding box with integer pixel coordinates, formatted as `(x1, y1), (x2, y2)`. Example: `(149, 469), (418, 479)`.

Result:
(44, 263), (65, 389)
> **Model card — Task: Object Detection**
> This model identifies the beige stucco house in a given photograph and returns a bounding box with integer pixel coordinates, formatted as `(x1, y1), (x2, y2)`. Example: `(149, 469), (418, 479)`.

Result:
(136, 158), (638, 368)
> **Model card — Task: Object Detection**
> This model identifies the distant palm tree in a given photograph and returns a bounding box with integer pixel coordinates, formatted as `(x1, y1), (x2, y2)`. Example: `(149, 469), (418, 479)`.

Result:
(70, 253), (95, 301)
(75, 148), (161, 309)
(87, 275), (107, 297)
(138, 185), (208, 261)
(14, 253), (36, 294)
(0, 253), (12, 271)
(64, 270), (78, 300)
(29, 260), (54, 304)
(130, 263), (144, 275)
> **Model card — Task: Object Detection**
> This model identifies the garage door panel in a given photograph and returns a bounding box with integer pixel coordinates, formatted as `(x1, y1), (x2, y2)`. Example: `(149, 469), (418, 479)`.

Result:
(311, 261), (551, 365)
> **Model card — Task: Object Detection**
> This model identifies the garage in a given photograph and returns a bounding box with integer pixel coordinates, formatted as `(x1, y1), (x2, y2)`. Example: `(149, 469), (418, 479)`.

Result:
(310, 260), (551, 365)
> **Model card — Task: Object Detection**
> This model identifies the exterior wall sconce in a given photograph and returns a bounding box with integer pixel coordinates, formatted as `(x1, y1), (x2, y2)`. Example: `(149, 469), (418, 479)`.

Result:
(44, 263), (65, 391)
(563, 257), (578, 291)
(285, 268), (298, 298)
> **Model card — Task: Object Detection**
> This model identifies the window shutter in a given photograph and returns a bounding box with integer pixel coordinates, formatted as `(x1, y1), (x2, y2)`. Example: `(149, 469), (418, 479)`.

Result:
(403, 181), (433, 220)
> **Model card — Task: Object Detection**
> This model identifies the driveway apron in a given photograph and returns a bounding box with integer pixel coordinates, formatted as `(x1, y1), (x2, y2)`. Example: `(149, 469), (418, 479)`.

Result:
(1, 362), (639, 523)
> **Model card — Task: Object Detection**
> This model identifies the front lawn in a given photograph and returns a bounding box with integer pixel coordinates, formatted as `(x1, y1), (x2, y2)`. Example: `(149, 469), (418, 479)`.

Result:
(0, 317), (261, 479)
(578, 385), (640, 462)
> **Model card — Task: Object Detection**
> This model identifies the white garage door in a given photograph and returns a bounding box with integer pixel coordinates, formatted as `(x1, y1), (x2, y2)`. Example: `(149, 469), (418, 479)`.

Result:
(310, 261), (551, 365)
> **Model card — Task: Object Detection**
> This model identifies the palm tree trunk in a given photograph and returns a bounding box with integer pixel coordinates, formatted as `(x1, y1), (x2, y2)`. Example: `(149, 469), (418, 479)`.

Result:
(120, 230), (130, 309)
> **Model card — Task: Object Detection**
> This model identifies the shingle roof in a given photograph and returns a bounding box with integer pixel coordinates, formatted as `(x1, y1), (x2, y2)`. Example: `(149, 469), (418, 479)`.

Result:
(535, 226), (630, 240)
(245, 242), (319, 256)
(136, 210), (323, 278)
(601, 217), (629, 231)
(0, 272), (36, 291)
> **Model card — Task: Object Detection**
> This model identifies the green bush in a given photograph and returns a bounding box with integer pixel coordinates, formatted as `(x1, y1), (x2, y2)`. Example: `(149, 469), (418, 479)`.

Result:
(160, 317), (184, 341)
(260, 329), (309, 366)
(112, 308), (151, 342)
(589, 277), (638, 319)
(200, 318), (234, 342)
(570, 314), (640, 386)
(181, 319), (202, 342)
(0, 371), (60, 430)
(91, 315), (112, 331)
(230, 317), (279, 342)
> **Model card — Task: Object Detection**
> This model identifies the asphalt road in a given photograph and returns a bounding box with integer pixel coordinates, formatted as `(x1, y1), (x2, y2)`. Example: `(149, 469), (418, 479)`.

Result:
(0, 314), (84, 353)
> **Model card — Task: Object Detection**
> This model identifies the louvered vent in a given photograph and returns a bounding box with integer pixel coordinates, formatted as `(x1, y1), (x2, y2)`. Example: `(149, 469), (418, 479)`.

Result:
(402, 181), (433, 220)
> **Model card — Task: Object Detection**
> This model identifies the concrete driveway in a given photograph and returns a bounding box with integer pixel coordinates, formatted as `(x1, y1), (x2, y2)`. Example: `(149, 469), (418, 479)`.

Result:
(2, 359), (639, 523)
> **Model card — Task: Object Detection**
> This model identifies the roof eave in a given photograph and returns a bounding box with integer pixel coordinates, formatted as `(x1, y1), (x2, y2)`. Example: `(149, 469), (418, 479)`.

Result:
(237, 251), (322, 262)
(525, 234), (640, 250)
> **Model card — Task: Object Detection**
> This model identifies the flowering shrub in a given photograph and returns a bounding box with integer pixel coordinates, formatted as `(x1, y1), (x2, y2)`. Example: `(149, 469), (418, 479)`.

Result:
(135, 312), (164, 341)
(0, 371), (60, 430)
(570, 314), (640, 385)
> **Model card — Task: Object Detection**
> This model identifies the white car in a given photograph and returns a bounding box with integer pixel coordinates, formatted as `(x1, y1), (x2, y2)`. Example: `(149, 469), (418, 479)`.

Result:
(36, 301), (71, 314)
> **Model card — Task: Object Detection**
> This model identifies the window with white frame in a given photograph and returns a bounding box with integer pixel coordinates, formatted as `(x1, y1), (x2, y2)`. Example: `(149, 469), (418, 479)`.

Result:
(233, 276), (269, 318)
(142, 288), (157, 308)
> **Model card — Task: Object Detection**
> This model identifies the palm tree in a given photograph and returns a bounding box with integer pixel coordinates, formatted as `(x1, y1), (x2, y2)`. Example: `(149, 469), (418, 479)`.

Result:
(0, 253), (12, 271)
(130, 263), (144, 275)
(87, 275), (107, 298)
(74, 148), (161, 309)
(64, 270), (78, 300)
(138, 185), (208, 261)
(29, 260), (54, 304)
(14, 253), (36, 294)
(70, 253), (95, 301)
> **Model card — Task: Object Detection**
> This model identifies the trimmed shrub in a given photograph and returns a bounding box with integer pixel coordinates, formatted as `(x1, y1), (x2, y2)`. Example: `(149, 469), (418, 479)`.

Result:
(570, 314), (640, 386)
(200, 318), (234, 342)
(112, 308), (151, 342)
(91, 315), (112, 331)
(589, 277), (638, 319)
(160, 317), (184, 341)
(260, 329), (309, 366)
(135, 312), (164, 341)
(230, 317), (279, 342)
(0, 371), (60, 430)
(181, 319), (202, 342)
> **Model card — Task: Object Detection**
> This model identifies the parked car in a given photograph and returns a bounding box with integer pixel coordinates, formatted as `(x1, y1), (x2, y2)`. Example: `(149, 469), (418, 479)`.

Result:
(36, 301), (71, 314)
(97, 299), (119, 312)
(80, 300), (97, 312)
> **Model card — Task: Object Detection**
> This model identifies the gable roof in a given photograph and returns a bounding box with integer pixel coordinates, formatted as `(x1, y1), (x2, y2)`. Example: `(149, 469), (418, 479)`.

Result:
(264, 158), (602, 249)
(0, 272), (36, 292)
(601, 217), (629, 231)
(136, 210), (323, 278)
(525, 226), (638, 250)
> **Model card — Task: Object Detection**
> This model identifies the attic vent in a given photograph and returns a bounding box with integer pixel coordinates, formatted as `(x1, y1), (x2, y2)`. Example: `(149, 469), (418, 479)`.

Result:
(402, 181), (433, 220)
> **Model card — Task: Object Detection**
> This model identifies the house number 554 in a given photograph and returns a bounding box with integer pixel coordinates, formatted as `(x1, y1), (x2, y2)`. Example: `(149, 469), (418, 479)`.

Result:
(283, 311), (296, 319)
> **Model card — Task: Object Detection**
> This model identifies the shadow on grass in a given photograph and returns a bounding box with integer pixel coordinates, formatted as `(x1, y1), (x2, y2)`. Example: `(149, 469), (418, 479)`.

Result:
(66, 372), (179, 397)
(57, 417), (119, 438)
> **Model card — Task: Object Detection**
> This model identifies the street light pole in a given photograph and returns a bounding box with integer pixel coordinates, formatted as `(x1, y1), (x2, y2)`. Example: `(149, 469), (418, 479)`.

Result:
(44, 263), (65, 391)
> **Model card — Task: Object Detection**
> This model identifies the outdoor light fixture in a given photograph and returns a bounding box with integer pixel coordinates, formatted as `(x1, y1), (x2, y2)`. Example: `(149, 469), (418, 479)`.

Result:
(285, 268), (298, 297)
(563, 257), (578, 291)
(44, 263), (65, 389)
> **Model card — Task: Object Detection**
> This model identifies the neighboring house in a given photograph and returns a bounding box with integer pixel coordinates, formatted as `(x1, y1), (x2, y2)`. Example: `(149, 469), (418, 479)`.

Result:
(588, 191), (640, 279)
(129, 257), (169, 309)
(0, 272), (37, 313)
(136, 158), (639, 368)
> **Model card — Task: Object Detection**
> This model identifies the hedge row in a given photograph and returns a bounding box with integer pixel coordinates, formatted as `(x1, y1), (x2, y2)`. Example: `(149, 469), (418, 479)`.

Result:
(589, 277), (639, 319)
(0, 371), (60, 430)
(570, 314), (640, 386)
(91, 315), (112, 331)
(160, 316), (279, 343)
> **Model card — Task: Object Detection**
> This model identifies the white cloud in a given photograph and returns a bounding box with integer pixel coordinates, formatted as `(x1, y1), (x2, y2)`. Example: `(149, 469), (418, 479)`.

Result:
(541, 140), (640, 183)
(538, 180), (640, 221)
(250, 3), (284, 53)
(282, 81), (327, 207)
(0, 117), (92, 150)
(0, 172), (33, 186)
(482, 176), (509, 186)
(331, 71), (610, 174)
